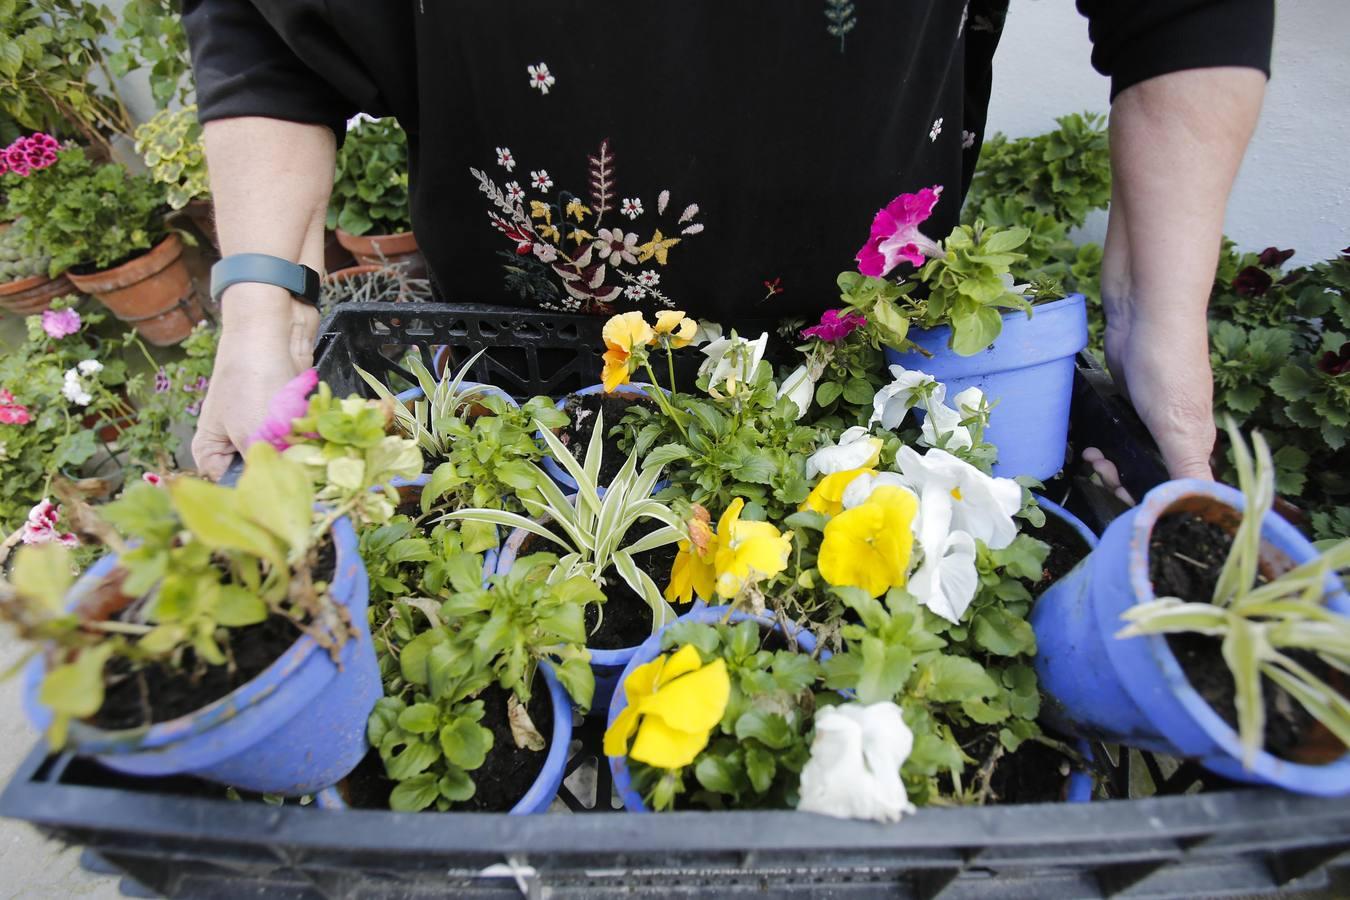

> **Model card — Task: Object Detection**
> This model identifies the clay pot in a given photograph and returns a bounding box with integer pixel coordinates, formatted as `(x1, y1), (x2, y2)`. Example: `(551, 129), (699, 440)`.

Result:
(0, 273), (77, 316)
(65, 235), (205, 346)
(180, 198), (218, 252)
(334, 228), (424, 275)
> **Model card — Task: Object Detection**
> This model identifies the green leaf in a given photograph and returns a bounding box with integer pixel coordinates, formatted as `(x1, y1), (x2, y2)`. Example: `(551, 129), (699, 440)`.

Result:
(236, 442), (313, 554)
(924, 655), (998, 703)
(553, 655), (595, 712)
(170, 478), (284, 565)
(983, 227), (1030, 254)
(856, 635), (914, 705)
(214, 586), (268, 627)
(11, 544), (73, 613)
(950, 306), (1004, 356)
(1221, 618), (1266, 768)
(815, 380), (843, 407)
(438, 767), (477, 802)
(734, 710), (794, 749)
(972, 607), (1036, 657)
(389, 772), (440, 811)
(381, 736), (439, 780)
(440, 717), (494, 769)
(39, 645), (112, 718)
(695, 755), (741, 794)
(744, 745), (777, 794)
(397, 702), (441, 735)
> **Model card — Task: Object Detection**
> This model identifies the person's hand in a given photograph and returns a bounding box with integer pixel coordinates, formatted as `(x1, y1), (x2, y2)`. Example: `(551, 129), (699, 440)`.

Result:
(1103, 304), (1215, 482)
(191, 288), (319, 480)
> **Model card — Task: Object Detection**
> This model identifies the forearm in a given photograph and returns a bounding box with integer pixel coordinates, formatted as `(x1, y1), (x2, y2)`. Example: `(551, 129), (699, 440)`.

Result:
(1101, 67), (1266, 477)
(205, 116), (335, 361)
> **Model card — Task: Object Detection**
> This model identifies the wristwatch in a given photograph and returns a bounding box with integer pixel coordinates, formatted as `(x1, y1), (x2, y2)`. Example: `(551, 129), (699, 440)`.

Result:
(210, 254), (321, 307)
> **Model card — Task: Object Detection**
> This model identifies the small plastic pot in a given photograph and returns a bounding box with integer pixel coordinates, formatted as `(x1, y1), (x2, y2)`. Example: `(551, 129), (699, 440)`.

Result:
(539, 383), (653, 493)
(1033, 494), (1099, 552)
(1030, 478), (1350, 796)
(22, 516), (381, 796)
(605, 604), (819, 813)
(885, 294), (1088, 481)
(315, 661), (573, 815)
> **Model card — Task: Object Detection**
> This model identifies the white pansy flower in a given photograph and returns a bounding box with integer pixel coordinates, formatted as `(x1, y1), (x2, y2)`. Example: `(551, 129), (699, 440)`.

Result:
(999, 272), (1031, 296)
(840, 471), (913, 511)
(691, 319), (722, 348)
(910, 526), (980, 624)
(806, 426), (882, 479)
(920, 400), (972, 451)
(895, 445), (1022, 550)
(77, 359), (103, 376)
(797, 702), (916, 823)
(698, 332), (768, 395)
(870, 365), (940, 430)
(777, 364), (817, 417)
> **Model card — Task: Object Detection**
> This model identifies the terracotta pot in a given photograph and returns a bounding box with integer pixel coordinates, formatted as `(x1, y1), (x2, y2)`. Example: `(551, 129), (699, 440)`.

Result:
(65, 235), (205, 346)
(323, 229), (356, 273)
(0, 273), (77, 316)
(180, 198), (218, 252)
(334, 228), (424, 274)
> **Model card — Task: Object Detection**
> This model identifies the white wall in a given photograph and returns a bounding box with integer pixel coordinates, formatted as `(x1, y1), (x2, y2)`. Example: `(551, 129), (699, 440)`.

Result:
(986, 1), (1350, 267)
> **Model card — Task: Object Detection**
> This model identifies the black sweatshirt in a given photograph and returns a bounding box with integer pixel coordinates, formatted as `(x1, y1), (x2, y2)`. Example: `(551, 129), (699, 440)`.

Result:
(182, 1), (1273, 322)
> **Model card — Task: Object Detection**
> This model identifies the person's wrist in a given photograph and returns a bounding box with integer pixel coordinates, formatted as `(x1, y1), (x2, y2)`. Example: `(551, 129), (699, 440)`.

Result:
(219, 283), (307, 344)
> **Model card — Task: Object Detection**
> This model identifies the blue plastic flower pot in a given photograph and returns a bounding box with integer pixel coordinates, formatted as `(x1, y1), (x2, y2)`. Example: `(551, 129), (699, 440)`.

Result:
(314, 660), (573, 814)
(606, 604), (820, 813)
(22, 516), (382, 796)
(1033, 493), (1100, 551)
(539, 382), (653, 493)
(1031, 478), (1350, 796)
(885, 294), (1088, 481)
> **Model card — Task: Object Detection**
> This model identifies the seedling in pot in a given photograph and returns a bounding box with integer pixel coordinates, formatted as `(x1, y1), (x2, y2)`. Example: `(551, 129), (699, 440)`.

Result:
(0, 442), (350, 747)
(1119, 421), (1350, 768)
(368, 551), (599, 811)
(445, 410), (685, 637)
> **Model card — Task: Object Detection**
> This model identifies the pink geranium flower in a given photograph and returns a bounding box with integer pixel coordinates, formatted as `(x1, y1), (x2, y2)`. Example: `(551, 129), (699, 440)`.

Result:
(0, 388), (30, 426)
(142, 472), (164, 486)
(802, 309), (867, 343)
(855, 186), (944, 278)
(20, 499), (78, 547)
(247, 369), (319, 451)
(41, 307), (81, 339)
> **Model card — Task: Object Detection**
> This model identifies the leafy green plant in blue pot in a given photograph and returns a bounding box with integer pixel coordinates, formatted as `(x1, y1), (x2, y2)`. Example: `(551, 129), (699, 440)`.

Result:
(1031, 423), (1350, 795)
(847, 186), (1087, 480)
(3, 442), (381, 795)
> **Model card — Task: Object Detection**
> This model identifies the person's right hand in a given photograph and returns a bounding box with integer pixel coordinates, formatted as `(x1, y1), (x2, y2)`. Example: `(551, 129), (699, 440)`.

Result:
(192, 288), (319, 480)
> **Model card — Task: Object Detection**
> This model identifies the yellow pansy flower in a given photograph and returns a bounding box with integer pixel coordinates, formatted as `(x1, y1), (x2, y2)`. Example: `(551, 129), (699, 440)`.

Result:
(818, 485), (919, 597)
(603, 644), (731, 769)
(665, 539), (716, 605)
(600, 312), (655, 392)
(712, 498), (792, 599)
(653, 311), (698, 349)
(801, 467), (876, 517)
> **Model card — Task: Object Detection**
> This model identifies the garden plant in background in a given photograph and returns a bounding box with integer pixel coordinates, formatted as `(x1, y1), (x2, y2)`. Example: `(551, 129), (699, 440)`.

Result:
(134, 105), (208, 211)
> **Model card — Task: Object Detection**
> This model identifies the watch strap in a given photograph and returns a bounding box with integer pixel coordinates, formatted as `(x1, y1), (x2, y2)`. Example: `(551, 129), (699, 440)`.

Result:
(210, 254), (321, 307)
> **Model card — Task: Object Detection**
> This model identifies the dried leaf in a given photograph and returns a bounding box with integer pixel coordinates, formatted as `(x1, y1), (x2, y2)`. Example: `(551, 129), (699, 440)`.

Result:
(508, 694), (546, 751)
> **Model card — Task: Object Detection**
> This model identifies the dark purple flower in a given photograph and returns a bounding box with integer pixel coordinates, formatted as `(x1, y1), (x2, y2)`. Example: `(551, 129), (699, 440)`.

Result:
(1257, 247), (1294, 268)
(802, 308), (868, 342)
(1232, 266), (1273, 298)
(154, 368), (171, 393)
(1316, 342), (1350, 377)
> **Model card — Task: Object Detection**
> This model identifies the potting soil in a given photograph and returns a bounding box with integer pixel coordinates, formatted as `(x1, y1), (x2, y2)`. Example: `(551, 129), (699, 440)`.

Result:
(558, 391), (655, 485)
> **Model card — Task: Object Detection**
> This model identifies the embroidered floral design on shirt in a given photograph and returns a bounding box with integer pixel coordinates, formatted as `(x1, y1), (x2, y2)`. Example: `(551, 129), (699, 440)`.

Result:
(962, 130), (976, 150)
(471, 139), (705, 313)
(823, 0), (857, 53)
(496, 147), (516, 171)
(959, 2), (969, 38)
(929, 118), (944, 142)
(527, 62), (556, 95)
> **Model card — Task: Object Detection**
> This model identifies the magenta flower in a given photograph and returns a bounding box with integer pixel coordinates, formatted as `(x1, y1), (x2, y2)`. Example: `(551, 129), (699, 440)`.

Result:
(41, 307), (82, 339)
(20, 499), (77, 547)
(855, 186), (944, 278)
(802, 309), (867, 342)
(142, 472), (164, 487)
(0, 388), (30, 426)
(1316, 342), (1350, 377)
(247, 368), (319, 451)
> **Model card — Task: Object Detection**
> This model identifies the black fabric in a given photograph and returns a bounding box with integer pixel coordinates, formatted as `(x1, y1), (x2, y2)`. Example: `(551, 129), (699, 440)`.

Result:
(182, 0), (1273, 325)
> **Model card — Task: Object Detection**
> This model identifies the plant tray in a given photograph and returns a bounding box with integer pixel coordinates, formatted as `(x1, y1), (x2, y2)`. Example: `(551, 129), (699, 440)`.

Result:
(4, 302), (1345, 899)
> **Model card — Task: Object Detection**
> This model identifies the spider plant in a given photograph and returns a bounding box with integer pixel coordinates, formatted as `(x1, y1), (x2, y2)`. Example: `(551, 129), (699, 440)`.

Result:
(443, 411), (684, 635)
(357, 349), (495, 460)
(1119, 420), (1350, 768)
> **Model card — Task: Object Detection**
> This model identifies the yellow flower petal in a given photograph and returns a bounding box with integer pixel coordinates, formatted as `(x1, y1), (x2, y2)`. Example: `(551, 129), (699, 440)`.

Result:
(603, 704), (641, 756)
(801, 467), (874, 517)
(665, 541), (717, 604)
(716, 497), (745, 536)
(657, 644), (705, 686)
(653, 310), (687, 335)
(622, 654), (667, 706)
(629, 714), (712, 769)
(817, 485), (918, 597)
(603, 311), (654, 352)
(638, 658), (730, 734)
(602, 347), (631, 393)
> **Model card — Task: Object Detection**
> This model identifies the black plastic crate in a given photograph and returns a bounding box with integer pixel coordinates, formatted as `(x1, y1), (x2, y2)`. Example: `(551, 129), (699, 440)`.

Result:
(4, 302), (1346, 899)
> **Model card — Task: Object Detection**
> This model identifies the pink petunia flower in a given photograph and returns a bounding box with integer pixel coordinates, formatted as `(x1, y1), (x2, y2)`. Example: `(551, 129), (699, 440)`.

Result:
(247, 368), (319, 451)
(0, 388), (30, 426)
(41, 307), (82, 339)
(855, 186), (945, 278)
(802, 309), (867, 343)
